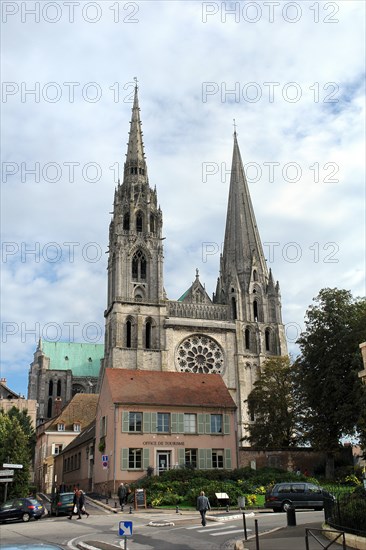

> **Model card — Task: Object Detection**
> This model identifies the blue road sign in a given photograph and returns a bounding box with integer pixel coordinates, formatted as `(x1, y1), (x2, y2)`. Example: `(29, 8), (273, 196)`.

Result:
(102, 455), (108, 462)
(119, 520), (133, 536)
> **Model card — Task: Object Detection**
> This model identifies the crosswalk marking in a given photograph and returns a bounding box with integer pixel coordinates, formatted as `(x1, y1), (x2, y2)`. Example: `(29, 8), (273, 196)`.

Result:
(211, 528), (251, 536)
(196, 525), (238, 533)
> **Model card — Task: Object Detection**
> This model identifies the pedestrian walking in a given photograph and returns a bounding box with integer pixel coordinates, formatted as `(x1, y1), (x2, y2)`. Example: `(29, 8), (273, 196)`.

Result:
(79, 490), (89, 518)
(196, 490), (211, 526)
(117, 482), (127, 509)
(68, 488), (82, 520)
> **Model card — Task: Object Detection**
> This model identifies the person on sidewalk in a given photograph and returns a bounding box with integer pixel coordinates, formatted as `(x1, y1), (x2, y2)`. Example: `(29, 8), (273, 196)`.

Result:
(79, 490), (89, 518)
(196, 490), (211, 526)
(68, 488), (82, 520)
(117, 483), (127, 510)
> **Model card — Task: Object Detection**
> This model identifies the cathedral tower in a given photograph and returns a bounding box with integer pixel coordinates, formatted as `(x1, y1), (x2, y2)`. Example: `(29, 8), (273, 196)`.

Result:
(214, 130), (287, 435)
(101, 84), (167, 378)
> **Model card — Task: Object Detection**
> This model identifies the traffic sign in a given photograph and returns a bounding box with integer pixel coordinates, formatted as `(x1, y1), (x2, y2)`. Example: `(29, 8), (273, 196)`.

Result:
(0, 478), (13, 483)
(0, 470), (14, 476)
(2, 464), (23, 469)
(101, 455), (108, 462)
(119, 520), (133, 536)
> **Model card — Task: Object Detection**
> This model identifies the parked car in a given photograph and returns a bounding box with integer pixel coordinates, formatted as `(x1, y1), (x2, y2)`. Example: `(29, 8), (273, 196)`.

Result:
(50, 492), (74, 516)
(265, 482), (333, 512)
(0, 497), (44, 523)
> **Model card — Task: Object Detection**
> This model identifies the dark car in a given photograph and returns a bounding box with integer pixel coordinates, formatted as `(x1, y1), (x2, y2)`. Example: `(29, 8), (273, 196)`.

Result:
(265, 482), (333, 512)
(50, 492), (74, 516)
(0, 497), (44, 523)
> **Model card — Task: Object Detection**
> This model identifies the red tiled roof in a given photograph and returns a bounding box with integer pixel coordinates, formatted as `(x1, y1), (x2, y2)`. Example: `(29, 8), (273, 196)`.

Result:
(48, 393), (99, 430)
(104, 369), (236, 409)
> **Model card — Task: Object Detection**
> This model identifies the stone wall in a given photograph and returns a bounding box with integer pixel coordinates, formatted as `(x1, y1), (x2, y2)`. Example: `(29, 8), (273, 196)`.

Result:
(239, 447), (326, 475)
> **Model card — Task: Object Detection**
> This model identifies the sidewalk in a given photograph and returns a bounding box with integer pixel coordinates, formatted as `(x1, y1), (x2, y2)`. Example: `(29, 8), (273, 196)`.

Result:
(237, 522), (355, 550)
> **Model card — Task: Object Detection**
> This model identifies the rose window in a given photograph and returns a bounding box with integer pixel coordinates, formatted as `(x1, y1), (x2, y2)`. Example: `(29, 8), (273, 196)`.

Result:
(176, 335), (224, 374)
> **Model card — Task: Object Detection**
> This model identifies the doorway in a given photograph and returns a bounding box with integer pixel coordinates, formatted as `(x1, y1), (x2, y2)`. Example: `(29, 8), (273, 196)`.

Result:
(157, 452), (171, 475)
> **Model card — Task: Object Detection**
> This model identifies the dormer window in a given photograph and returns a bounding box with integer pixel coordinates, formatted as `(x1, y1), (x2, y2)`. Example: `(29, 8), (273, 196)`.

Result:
(73, 423), (81, 432)
(88, 357), (92, 362)
(65, 356), (69, 361)
(57, 423), (65, 432)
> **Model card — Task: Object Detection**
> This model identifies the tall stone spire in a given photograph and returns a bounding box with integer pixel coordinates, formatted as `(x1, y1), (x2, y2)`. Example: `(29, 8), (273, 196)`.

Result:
(222, 131), (267, 282)
(214, 129), (285, 337)
(124, 79), (148, 184)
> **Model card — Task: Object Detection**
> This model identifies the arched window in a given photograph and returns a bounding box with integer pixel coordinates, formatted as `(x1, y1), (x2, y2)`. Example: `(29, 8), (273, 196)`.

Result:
(123, 212), (130, 230)
(265, 329), (270, 351)
(132, 250), (147, 281)
(245, 328), (250, 349)
(126, 320), (132, 348)
(57, 380), (61, 397)
(231, 297), (237, 320)
(47, 397), (52, 418)
(48, 380), (53, 396)
(136, 211), (143, 232)
(145, 321), (152, 349)
(253, 300), (258, 321)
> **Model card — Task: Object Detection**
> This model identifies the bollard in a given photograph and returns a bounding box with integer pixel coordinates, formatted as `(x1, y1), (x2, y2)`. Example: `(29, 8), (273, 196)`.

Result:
(286, 505), (296, 526)
(226, 504), (230, 513)
(242, 512), (248, 540)
(114, 501), (117, 509)
(106, 498), (109, 505)
(176, 506), (179, 514)
(129, 505), (133, 514)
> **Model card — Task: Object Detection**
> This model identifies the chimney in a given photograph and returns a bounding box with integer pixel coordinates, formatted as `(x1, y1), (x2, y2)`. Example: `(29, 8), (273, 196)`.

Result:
(54, 397), (62, 416)
(0, 378), (6, 384)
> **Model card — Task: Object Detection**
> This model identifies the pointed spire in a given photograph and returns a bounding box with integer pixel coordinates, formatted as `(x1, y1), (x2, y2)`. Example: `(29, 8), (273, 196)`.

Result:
(222, 131), (268, 279)
(126, 79), (145, 162)
(124, 78), (147, 182)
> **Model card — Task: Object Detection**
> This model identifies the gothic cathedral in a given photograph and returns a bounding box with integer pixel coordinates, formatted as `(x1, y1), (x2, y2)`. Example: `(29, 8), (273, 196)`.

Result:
(99, 84), (288, 444)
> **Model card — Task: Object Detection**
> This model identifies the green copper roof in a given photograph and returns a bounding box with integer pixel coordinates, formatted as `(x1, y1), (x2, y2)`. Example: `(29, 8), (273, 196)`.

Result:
(41, 341), (104, 377)
(177, 289), (190, 301)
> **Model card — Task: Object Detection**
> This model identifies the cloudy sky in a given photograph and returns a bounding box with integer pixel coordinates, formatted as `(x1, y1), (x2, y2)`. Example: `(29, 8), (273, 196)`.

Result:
(1, 0), (365, 395)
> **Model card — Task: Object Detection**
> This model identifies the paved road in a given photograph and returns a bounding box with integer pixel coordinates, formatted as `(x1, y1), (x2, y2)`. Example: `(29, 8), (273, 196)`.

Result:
(1, 508), (329, 550)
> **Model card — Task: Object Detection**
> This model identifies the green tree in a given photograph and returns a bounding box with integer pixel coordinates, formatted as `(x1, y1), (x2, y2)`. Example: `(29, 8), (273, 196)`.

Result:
(7, 406), (36, 460)
(295, 288), (366, 478)
(243, 356), (302, 448)
(0, 412), (31, 499)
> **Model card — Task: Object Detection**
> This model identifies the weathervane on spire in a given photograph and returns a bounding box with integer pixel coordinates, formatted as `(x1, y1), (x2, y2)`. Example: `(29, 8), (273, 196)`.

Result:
(134, 76), (138, 89)
(233, 118), (237, 135)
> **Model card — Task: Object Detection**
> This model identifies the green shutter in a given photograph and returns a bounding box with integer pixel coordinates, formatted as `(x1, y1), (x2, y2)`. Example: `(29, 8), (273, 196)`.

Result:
(206, 449), (212, 469)
(120, 448), (128, 470)
(177, 413), (184, 433)
(177, 448), (185, 466)
(143, 448), (150, 470)
(197, 414), (205, 434)
(151, 412), (157, 433)
(205, 414), (211, 434)
(143, 412), (151, 433)
(171, 413), (178, 433)
(122, 411), (129, 433)
(223, 414), (230, 434)
(198, 449), (206, 469)
(224, 448), (232, 469)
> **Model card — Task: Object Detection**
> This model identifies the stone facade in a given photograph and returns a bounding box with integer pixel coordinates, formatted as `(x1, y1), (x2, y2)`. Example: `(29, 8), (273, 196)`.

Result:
(99, 84), (288, 447)
(28, 339), (103, 424)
